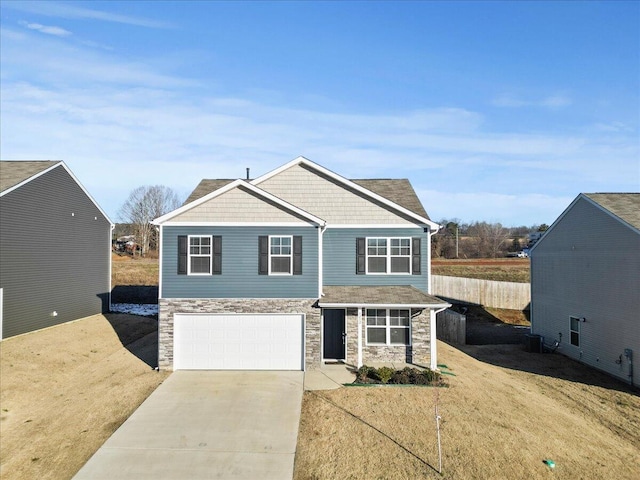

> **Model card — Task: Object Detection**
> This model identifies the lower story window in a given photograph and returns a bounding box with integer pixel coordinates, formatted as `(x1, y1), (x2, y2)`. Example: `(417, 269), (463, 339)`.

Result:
(366, 309), (410, 345)
(570, 316), (580, 346)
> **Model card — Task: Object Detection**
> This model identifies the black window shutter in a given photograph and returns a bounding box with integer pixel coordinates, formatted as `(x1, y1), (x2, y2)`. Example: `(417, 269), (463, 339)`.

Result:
(258, 236), (269, 275)
(212, 236), (222, 275)
(356, 237), (366, 275)
(293, 236), (302, 275)
(177, 235), (188, 275)
(412, 237), (421, 275)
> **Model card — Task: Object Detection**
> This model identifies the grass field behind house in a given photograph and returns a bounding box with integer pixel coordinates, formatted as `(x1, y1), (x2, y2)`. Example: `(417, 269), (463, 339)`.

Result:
(112, 253), (159, 286)
(432, 258), (530, 283)
(112, 253), (531, 287)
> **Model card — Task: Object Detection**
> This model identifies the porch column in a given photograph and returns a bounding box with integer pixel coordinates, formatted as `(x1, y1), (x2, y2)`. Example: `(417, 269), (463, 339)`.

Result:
(430, 308), (438, 370)
(357, 308), (363, 368)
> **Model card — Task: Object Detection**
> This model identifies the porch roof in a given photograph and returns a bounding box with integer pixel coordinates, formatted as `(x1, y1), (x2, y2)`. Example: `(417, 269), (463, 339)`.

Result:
(318, 285), (450, 309)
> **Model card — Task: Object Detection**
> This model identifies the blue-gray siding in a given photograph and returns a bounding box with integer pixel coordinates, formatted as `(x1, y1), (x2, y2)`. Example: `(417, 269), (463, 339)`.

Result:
(531, 196), (640, 384)
(323, 227), (429, 291)
(0, 165), (111, 338)
(161, 226), (319, 298)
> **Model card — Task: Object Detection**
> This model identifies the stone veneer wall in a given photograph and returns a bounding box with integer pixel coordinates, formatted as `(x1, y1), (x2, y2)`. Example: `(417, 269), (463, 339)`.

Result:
(158, 298), (321, 371)
(344, 308), (431, 366)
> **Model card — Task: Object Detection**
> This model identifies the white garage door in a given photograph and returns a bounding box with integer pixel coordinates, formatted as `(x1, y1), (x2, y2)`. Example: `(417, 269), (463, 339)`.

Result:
(173, 314), (304, 370)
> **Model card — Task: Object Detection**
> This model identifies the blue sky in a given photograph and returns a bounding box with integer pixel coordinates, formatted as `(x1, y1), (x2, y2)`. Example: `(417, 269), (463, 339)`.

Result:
(1, 1), (638, 226)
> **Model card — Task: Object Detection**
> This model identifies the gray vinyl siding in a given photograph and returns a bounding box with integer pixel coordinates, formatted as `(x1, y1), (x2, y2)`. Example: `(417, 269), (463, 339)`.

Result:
(161, 226), (318, 298)
(323, 227), (429, 291)
(531, 197), (640, 384)
(0, 165), (111, 339)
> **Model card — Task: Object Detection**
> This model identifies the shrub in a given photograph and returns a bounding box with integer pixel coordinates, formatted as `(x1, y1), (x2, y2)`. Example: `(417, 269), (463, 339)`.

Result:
(354, 365), (443, 386)
(377, 366), (395, 384)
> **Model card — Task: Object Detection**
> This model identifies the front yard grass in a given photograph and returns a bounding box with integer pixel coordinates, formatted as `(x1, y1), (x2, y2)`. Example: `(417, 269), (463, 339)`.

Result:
(294, 341), (640, 479)
(0, 314), (169, 480)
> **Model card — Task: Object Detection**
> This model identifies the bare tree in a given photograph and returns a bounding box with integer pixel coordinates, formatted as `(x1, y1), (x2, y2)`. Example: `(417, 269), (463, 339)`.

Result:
(467, 222), (510, 258)
(118, 185), (182, 256)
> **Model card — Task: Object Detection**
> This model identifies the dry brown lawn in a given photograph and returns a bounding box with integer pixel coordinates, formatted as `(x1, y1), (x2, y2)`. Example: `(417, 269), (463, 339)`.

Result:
(294, 341), (640, 480)
(112, 253), (159, 286)
(0, 314), (169, 480)
(432, 258), (530, 283)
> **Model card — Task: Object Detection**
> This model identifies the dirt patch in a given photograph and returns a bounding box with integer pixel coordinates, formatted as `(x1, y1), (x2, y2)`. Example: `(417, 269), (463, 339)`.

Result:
(294, 341), (640, 479)
(0, 314), (169, 480)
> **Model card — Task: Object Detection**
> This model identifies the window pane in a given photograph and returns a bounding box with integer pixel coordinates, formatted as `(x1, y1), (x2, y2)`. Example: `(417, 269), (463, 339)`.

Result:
(571, 331), (579, 346)
(190, 238), (200, 246)
(271, 256), (291, 273)
(390, 328), (410, 345)
(191, 256), (210, 274)
(366, 309), (386, 326)
(390, 310), (410, 326)
(368, 257), (386, 273)
(201, 237), (211, 246)
(390, 257), (410, 273)
(570, 317), (579, 331)
(367, 327), (386, 344)
(281, 237), (291, 247)
(281, 246), (291, 255)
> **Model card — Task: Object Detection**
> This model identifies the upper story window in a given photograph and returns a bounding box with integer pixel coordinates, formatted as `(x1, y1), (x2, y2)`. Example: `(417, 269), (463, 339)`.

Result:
(366, 237), (411, 274)
(189, 235), (212, 275)
(177, 235), (221, 276)
(270, 236), (293, 275)
(259, 235), (302, 276)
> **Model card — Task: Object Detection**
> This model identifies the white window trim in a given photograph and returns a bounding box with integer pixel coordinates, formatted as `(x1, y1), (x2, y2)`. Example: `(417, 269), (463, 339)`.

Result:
(570, 316), (580, 347)
(365, 309), (412, 346)
(268, 235), (293, 276)
(365, 237), (412, 275)
(187, 235), (213, 276)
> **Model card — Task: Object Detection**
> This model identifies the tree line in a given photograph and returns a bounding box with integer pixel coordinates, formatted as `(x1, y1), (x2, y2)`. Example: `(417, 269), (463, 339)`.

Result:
(432, 219), (549, 259)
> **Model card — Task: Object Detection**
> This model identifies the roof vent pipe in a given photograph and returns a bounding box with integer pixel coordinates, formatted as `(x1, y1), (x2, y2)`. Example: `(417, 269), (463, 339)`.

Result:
(246, 168), (250, 180)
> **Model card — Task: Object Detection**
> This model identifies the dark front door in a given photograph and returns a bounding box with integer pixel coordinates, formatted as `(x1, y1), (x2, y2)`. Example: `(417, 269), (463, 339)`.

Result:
(323, 309), (346, 360)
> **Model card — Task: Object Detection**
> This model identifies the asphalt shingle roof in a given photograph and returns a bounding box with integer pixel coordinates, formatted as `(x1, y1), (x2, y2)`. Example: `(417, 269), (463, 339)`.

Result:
(318, 285), (448, 307)
(584, 193), (640, 230)
(0, 161), (60, 193)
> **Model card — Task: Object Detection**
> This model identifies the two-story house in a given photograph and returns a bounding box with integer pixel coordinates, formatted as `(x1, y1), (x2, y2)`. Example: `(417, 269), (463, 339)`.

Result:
(153, 157), (449, 371)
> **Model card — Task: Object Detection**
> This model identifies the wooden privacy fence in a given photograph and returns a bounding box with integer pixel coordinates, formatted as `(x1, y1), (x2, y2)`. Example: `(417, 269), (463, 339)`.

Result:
(436, 309), (466, 345)
(432, 275), (531, 310)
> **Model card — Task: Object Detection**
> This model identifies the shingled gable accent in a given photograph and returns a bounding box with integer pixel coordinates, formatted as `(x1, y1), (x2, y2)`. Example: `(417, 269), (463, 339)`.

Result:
(251, 156), (439, 229)
(151, 178), (325, 225)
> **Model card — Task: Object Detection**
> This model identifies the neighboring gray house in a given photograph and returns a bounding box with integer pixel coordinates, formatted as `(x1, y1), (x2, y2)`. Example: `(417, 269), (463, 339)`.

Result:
(0, 161), (113, 339)
(530, 193), (639, 385)
(153, 156), (449, 371)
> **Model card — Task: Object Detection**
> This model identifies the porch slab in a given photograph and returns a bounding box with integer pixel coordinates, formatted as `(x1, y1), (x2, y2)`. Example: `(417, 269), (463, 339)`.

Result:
(304, 364), (356, 390)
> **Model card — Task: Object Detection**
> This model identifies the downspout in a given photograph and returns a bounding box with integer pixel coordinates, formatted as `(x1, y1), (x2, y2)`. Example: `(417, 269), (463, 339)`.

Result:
(430, 306), (449, 371)
(109, 223), (115, 313)
(318, 224), (326, 298)
(427, 224), (442, 295)
(357, 308), (363, 368)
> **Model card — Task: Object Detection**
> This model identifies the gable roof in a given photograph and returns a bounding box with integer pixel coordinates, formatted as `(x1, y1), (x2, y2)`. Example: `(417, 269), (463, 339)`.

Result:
(152, 178), (325, 225)
(351, 179), (429, 219)
(530, 192), (640, 253)
(182, 179), (235, 206)
(0, 161), (60, 194)
(583, 193), (640, 230)
(251, 156), (437, 228)
(0, 160), (113, 224)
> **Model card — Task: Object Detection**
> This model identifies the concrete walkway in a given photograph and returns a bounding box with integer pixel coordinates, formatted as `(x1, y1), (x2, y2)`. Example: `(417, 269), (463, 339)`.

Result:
(73, 371), (304, 480)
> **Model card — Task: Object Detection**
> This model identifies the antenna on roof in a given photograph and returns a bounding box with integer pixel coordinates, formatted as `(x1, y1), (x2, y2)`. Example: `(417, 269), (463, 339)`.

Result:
(246, 167), (250, 180)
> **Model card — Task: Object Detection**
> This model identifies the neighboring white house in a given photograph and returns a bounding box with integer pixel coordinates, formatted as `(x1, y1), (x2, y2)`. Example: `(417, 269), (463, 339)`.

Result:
(530, 193), (639, 386)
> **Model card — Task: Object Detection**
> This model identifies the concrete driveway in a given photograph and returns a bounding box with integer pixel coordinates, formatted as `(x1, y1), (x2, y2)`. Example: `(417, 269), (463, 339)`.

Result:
(73, 371), (304, 480)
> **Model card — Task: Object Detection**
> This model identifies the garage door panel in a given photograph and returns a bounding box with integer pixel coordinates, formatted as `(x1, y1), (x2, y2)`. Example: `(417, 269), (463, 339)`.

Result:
(174, 314), (304, 370)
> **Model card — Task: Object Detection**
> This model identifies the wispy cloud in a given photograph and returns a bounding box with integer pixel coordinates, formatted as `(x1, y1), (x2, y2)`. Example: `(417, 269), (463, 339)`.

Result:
(5, 1), (171, 29)
(492, 93), (572, 109)
(19, 21), (71, 37)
